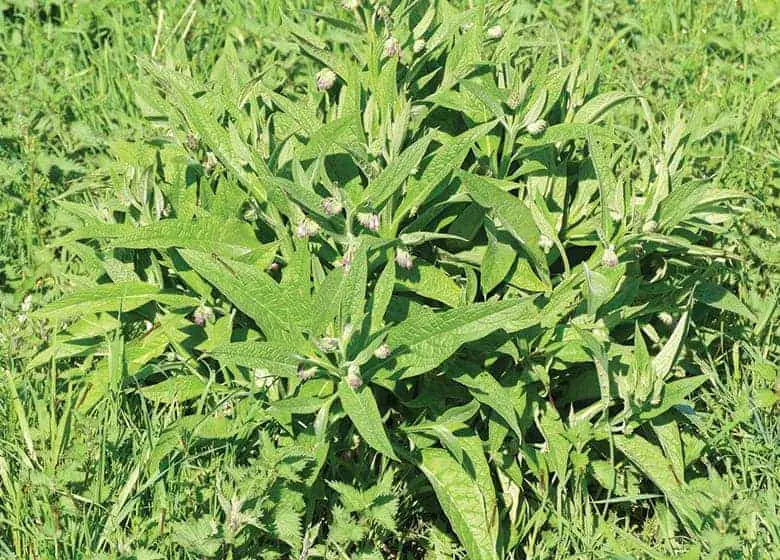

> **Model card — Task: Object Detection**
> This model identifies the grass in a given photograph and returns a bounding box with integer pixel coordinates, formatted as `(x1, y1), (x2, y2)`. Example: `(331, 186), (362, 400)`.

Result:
(1, 1), (778, 558)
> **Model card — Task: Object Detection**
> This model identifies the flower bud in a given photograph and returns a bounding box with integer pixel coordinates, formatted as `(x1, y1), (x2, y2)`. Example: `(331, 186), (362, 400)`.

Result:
(317, 337), (340, 353)
(357, 212), (380, 232)
(658, 312), (674, 326)
(538, 235), (554, 254)
(395, 248), (414, 270)
(203, 151), (218, 173)
(383, 36), (401, 58)
(601, 246), (619, 268)
(412, 39), (426, 53)
(526, 119), (547, 136)
(193, 305), (215, 326)
(315, 68), (337, 91)
(321, 197), (343, 216)
(642, 220), (658, 233)
(487, 25), (503, 40)
(346, 363), (363, 389)
(295, 217), (320, 239)
(374, 343), (391, 360)
(186, 133), (199, 151)
(341, 0), (360, 9)
(297, 364), (317, 381)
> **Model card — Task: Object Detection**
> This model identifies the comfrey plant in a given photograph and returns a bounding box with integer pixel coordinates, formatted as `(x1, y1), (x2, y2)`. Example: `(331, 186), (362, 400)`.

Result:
(28, 1), (747, 557)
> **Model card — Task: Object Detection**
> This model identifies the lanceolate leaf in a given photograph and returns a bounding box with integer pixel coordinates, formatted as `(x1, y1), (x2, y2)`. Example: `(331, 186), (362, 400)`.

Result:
(462, 173), (549, 284)
(179, 249), (307, 349)
(360, 134), (432, 208)
(371, 297), (541, 380)
(418, 445), (500, 560)
(210, 342), (299, 379)
(75, 218), (266, 259)
(337, 380), (399, 460)
(34, 282), (198, 320)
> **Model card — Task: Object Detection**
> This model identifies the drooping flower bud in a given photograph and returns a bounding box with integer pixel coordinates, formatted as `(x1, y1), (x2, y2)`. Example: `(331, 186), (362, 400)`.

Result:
(374, 343), (391, 360)
(193, 305), (215, 326)
(538, 235), (554, 254)
(321, 197), (343, 216)
(658, 312), (674, 326)
(203, 151), (218, 173)
(317, 337), (340, 353)
(297, 364), (317, 381)
(601, 245), (619, 268)
(340, 245), (356, 271)
(186, 133), (199, 152)
(395, 248), (414, 270)
(315, 68), (337, 91)
(642, 220), (658, 233)
(295, 217), (320, 239)
(346, 363), (363, 389)
(341, 0), (360, 9)
(383, 36), (401, 58)
(413, 39), (426, 53)
(357, 212), (380, 232)
(486, 25), (504, 40)
(526, 119), (547, 136)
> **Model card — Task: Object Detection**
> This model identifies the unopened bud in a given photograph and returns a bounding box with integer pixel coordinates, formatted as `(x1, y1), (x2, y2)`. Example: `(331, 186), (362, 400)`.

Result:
(341, 0), (359, 9)
(346, 363), (363, 389)
(395, 248), (414, 270)
(315, 68), (337, 91)
(374, 343), (391, 360)
(383, 36), (401, 58)
(413, 39), (426, 53)
(193, 305), (215, 326)
(487, 25), (503, 40)
(526, 119), (547, 136)
(297, 364), (317, 381)
(658, 312), (674, 326)
(642, 220), (657, 233)
(317, 337), (339, 353)
(538, 235), (554, 254)
(295, 217), (320, 239)
(357, 212), (380, 232)
(321, 197), (343, 216)
(203, 151), (218, 172)
(601, 245), (619, 268)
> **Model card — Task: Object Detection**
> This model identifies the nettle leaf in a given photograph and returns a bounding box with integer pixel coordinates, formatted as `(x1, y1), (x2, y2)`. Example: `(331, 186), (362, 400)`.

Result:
(418, 439), (500, 560)
(337, 380), (399, 460)
(34, 282), (198, 320)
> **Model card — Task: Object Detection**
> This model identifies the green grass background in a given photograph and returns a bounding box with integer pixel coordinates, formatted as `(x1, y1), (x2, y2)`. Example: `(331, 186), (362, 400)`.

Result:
(1, 0), (777, 558)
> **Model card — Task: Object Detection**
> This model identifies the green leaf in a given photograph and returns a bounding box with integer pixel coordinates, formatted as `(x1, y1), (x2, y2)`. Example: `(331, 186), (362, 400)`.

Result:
(521, 123), (619, 147)
(694, 282), (756, 322)
(210, 342), (299, 379)
(337, 380), (399, 460)
(76, 218), (265, 259)
(418, 446), (500, 560)
(360, 134), (432, 208)
(462, 173), (549, 284)
(652, 311), (689, 380)
(395, 260), (462, 308)
(573, 91), (635, 124)
(372, 297), (541, 380)
(139, 375), (207, 403)
(614, 433), (701, 529)
(394, 123), (496, 229)
(450, 366), (522, 438)
(179, 250), (306, 348)
(34, 282), (198, 320)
